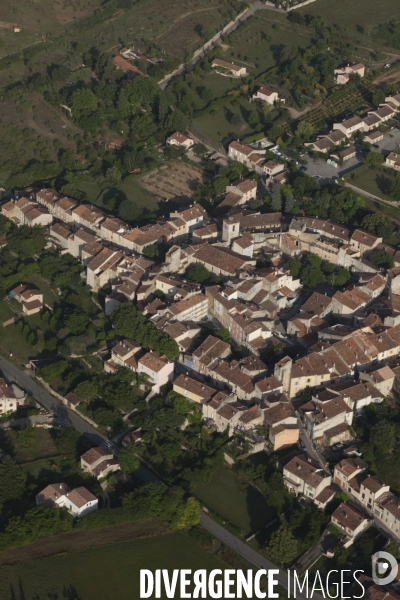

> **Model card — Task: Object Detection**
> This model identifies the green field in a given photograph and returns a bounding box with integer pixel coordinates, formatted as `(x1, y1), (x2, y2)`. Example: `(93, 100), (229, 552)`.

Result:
(224, 14), (313, 81)
(60, 173), (160, 214)
(349, 166), (400, 205)
(299, 0), (400, 33)
(8, 428), (60, 464)
(0, 308), (53, 366)
(192, 97), (254, 145)
(190, 466), (275, 535)
(0, 532), (226, 600)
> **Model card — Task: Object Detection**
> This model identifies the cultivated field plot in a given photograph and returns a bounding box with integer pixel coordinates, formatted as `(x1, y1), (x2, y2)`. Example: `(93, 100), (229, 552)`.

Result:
(138, 161), (209, 202)
(0, 531), (225, 600)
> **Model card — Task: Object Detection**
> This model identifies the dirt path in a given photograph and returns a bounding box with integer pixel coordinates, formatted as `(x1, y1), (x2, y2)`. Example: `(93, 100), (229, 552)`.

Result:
(374, 66), (400, 85)
(152, 6), (220, 40)
(286, 101), (321, 119)
(0, 519), (170, 567)
(26, 98), (83, 139)
(0, 21), (19, 30)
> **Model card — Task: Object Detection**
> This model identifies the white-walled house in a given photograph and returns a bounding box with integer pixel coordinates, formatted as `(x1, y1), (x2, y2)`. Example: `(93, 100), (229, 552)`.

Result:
(166, 132), (195, 149)
(137, 351), (174, 393)
(252, 87), (284, 105)
(283, 453), (332, 500)
(36, 483), (98, 517)
(80, 447), (119, 479)
(331, 502), (370, 540)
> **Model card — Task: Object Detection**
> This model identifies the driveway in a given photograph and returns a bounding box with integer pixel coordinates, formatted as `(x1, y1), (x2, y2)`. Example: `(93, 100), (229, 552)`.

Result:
(0, 414), (56, 429)
(301, 151), (362, 185)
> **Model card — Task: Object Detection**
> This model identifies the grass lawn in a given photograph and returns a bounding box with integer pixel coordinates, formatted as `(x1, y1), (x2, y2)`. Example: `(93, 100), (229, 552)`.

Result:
(63, 173), (160, 214)
(0, 299), (14, 322)
(25, 275), (55, 307)
(224, 14), (313, 81)
(193, 96), (255, 145)
(190, 466), (275, 535)
(348, 166), (400, 205)
(0, 310), (54, 366)
(113, 177), (160, 212)
(0, 532), (227, 600)
(7, 428), (60, 464)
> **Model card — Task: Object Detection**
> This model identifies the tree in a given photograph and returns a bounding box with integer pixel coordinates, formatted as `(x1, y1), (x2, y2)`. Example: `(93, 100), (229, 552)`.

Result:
(173, 497), (200, 529)
(301, 265), (325, 287)
(213, 174), (230, 195)
(173, 395), (192, 415)
(229, 161), (245, 180)
(370, 420), (395, 453)
(329, 188), (364, 221)
(65, 311), (89, 335)
(71, 88), (97, 117)
(284, 258), (301, 277)
(306, 253), (322, 267)
(52, 427), (80, 456)
(266, 526), (299, 566)
(119, 444), (140, 474)
(106, 165), (122, 186)
(248, 109), (260, 127)
(370, 249), (394, 269)
(388, 180), (400, 201)
(296, 120), (314, 139)
(364, 151), (384, 168)
(270, 183), (282, 211)
(372, 88), (385, 106)
(362, 213), (393, 239)
(285, 192), (294, 213)
(330, 267), (351, 287)
(200, 88), (213, 104)
(74, 380), (98, 403)
(0, 455), (25, 502)
(111, 304), (179, 359)
(268, 125), (284, 142)
(188, 264), (210, 283)
(214, 328), (230, 343)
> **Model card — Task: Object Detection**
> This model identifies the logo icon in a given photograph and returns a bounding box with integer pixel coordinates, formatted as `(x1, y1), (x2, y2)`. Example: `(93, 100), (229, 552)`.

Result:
(372, 551), (398, 585)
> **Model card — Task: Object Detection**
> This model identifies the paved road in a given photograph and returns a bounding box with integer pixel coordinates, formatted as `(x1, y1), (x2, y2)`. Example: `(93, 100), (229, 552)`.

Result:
(0, 355), (109, 447)
(200, 513), (324, 600)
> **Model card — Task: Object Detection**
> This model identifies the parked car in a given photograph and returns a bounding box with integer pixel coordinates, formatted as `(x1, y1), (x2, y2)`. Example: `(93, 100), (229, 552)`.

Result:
(299, 166), (307, 172)
(299, 440), (307, 451)
(332, 443), (344, 451)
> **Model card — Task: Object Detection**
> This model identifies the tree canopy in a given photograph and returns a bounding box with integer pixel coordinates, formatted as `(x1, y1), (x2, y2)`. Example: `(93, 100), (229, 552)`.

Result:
(111, 304), (179, 359)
